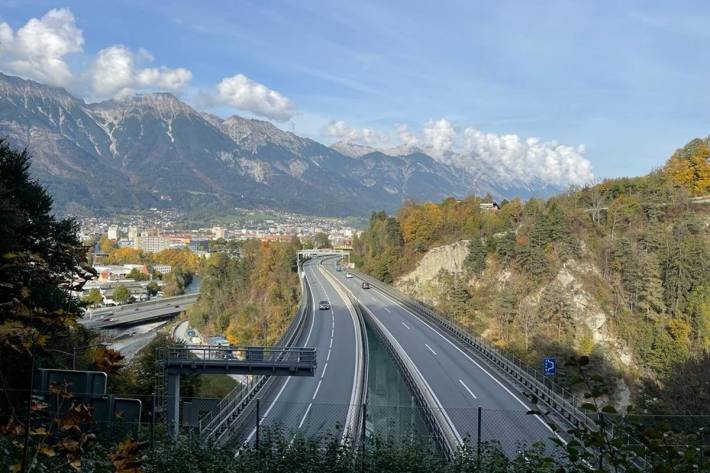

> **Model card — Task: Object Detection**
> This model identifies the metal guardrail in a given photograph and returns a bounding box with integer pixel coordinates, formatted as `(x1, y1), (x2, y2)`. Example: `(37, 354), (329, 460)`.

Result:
(199, 271), (313, 444)
(322, 262), (458, 458)
(352, 270), (598, 434)
(317, 259), (368, 445)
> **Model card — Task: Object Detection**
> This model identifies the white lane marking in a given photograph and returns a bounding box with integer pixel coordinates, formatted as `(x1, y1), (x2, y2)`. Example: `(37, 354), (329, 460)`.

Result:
(326, 349), (331, 361)
(321, 362), (328, 379)
(384, 307), (392, 313)
(372, 286), (565, 443)
(312, 380), (322, 400)
(425, 343), (437, 356)
(355, 298), (463, 446)
(319, 262), (366, 444)
(245, 376), (292, 443)
(459, 379), (477, 399)
(329, 338), (333, 348)
(401, 321), (410, 330)
(298, 403), (312, 428)
(244, 262), (319, 445)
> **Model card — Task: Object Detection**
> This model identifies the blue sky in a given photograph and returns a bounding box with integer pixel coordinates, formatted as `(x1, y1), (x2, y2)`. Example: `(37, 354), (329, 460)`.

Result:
(1, 0), (709, 183)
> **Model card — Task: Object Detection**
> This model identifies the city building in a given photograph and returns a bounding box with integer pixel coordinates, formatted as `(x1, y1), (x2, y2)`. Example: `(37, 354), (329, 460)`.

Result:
(152, 264), (172, 275)
(107, 225), (119, 240)
(136, 235), (170, 253)
(128, 226), (139, 241)
(189, 239), (210, 252)
(212, 226), (226, 239)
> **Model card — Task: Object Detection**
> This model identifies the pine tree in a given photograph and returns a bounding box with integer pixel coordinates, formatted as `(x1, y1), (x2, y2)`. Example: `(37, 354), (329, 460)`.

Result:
(448, 275), (471, 317)
(638, 253), (666, 315)
(538, 284), (575, 340)
(464, 233), (487, 276)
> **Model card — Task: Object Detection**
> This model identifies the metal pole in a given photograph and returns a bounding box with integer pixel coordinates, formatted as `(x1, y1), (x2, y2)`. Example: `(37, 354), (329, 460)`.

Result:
(20, 356), (34, 473)
(72, 346), (77, 370)
(477, 406), (482, 464)
(255, 398), (260, 449)
(598, 412), (605, 470)
(361, 402), (367, 447)
(699, 429), (704, 469)
(151, 392), (156, 451)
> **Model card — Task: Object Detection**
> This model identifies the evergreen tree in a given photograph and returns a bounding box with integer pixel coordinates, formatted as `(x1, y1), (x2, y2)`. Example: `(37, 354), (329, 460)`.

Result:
(0, 141), (94, 408)
(495, 232), (516, 266)
(494, 288), (517, 340)
(538, 284), (575, 340)
(464, 233), (486, 276)
(638, 253), (666, 315)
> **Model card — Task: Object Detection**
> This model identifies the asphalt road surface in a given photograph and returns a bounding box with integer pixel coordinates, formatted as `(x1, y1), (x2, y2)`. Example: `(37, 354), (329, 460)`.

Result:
(240, 257), (363, 444)
(325, 260), (561, 455)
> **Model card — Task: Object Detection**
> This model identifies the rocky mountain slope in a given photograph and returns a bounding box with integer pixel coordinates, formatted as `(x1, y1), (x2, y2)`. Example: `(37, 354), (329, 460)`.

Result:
(0, 72), (561, 216)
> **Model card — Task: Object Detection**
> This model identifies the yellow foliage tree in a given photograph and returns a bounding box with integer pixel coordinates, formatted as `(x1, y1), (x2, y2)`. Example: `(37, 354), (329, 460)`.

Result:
(664, 138), (710, 196)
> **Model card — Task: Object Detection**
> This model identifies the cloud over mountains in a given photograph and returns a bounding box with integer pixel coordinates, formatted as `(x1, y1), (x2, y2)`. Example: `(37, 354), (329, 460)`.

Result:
(326, 118), (593, 187)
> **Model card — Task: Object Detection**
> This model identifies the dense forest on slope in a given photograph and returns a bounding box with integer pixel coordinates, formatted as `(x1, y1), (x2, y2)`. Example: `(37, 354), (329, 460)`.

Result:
(353, 137), (710, 413)
(186, 238), (302, 345)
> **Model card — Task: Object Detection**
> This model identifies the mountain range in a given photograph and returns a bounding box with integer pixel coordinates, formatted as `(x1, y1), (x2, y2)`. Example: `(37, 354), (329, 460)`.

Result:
(0, 72), (562, 217)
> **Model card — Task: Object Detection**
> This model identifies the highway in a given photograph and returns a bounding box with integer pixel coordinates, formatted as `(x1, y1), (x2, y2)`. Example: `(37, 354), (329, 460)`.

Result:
(80, 293), (198, 330)
(323, 259), (559, 455)
(231, 257), (365, 444)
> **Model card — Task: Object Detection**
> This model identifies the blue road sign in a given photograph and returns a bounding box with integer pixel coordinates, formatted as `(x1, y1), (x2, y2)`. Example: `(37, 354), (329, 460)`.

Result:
(543, 357), (556, 376)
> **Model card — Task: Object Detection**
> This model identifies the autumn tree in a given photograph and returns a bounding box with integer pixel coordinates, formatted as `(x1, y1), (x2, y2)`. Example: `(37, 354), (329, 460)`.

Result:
(664, 137), (710, 196)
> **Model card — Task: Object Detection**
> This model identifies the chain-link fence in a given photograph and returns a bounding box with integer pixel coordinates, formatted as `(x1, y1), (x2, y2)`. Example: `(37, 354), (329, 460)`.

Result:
(2, 387), (709, 471)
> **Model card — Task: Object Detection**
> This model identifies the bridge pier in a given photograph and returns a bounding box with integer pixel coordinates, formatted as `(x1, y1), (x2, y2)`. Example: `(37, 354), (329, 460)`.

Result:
(167, 371), (180, 438)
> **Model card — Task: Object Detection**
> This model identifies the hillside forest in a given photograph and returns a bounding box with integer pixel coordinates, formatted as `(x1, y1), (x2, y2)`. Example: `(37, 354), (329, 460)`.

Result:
(352, 137), (710, 414)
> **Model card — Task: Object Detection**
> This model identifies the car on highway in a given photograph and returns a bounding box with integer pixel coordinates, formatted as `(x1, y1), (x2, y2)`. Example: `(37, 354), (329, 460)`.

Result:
(319, 300), (331, 310)
(335, 265), (341, 271)
(99, 316), (111, 321)
(361, 282), (370, 289)
(345, 272), (353, 278)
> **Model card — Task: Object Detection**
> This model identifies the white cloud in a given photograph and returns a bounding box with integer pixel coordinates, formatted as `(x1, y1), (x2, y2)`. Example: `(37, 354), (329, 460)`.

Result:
(321, 117), (593, 186)
(459, 128), (593, 185)
(421, 119), (455, 158)
(395, 124), (418, 147)
(211, 74), (295, 121)
(324, 120), (388, 146)
(88, 45), (192, 99)
(0, 8), (192, 99)
(0, 8), (83, 86)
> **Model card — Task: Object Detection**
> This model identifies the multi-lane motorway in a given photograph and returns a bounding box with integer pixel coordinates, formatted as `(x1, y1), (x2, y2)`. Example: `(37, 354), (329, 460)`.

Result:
(322, 259), (559, 454)
(238, 257), (365, 443)
(80, 293), (198, 330)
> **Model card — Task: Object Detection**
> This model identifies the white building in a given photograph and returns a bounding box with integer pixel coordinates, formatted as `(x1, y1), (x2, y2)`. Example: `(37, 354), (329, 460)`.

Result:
(153, 264), (172, 275)
(128, 226), (139, 241)
(107, 225), (119, 240)
(212, 226), (226, 239)
(136, 235), (170, 253)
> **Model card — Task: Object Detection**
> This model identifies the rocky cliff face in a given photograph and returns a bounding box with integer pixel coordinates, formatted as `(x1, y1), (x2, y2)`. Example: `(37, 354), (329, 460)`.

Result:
(396, 240), (470, 304)
(395, 240), (634, 367)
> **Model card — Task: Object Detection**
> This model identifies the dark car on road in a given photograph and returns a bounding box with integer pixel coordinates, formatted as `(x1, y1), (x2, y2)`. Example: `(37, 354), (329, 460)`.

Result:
(361, 282), (370, 289)
(319, 300), (331, 310)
